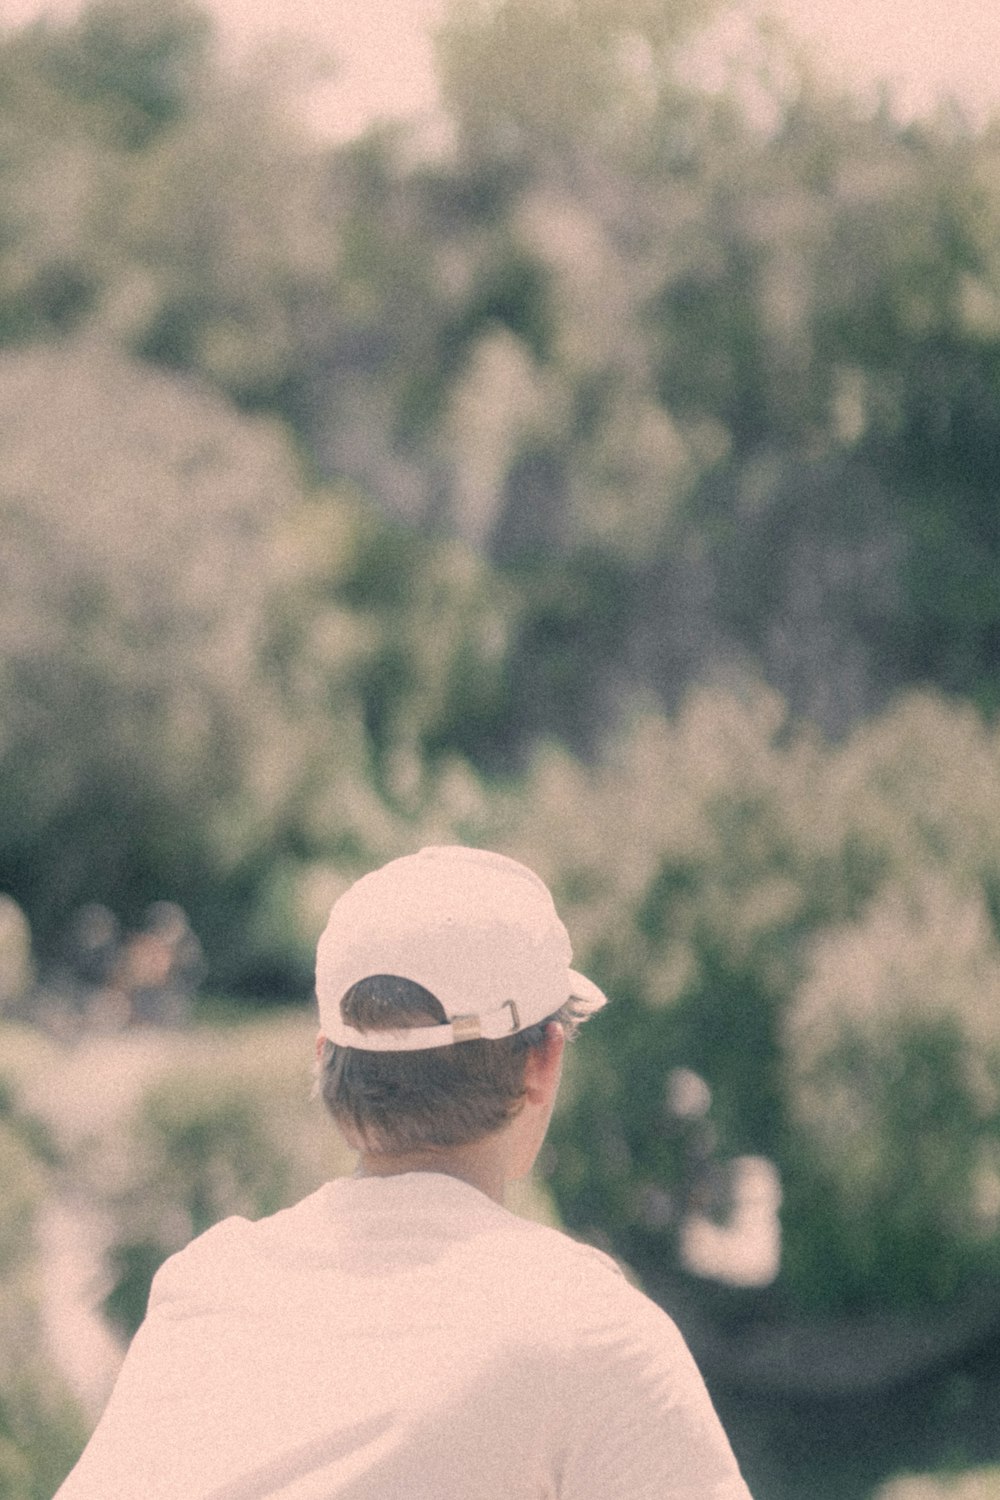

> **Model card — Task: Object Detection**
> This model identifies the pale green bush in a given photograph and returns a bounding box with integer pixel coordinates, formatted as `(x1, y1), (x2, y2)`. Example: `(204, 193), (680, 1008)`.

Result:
(876, 1469), (1000, 1500)
(0, 1026), (89, 1498)
(455, 685), (1000, 1315)
(88, 1015), (351, 1338)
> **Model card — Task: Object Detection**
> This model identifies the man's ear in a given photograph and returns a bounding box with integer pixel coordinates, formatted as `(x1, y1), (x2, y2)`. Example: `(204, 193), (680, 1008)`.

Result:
(315, 1032), (327, 1062)
(523, 1022), (565, 1104)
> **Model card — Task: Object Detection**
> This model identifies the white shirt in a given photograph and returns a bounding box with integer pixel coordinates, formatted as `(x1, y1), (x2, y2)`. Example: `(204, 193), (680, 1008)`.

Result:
(55, 1172), (753, 1499)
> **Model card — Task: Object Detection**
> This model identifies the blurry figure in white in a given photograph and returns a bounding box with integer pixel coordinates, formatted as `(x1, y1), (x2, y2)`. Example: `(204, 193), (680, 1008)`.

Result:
(681, 1157), (783, 1289)
(664, 1067), (782, 1290)
(55, 846), (754, 1500)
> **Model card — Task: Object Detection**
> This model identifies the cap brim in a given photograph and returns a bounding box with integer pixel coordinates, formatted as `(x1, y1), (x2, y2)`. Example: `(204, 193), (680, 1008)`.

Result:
(568, 969), (608, 1015)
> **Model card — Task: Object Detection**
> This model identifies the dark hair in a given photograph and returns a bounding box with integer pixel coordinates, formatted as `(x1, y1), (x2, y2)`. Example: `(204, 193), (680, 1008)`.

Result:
(318, 974), (583, 1154)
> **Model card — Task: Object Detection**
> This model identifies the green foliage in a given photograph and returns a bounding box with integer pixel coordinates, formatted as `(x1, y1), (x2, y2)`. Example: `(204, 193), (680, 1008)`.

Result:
(5, 0), (1000, 724)
(877, 1472), (1000, 1500)
(0, 1029), (89, 1497)
(88, 1018), (350, 1340)
(437, 0), (715, 165)
(0, 340), (316, 977)
(0, 898), (35, 1012)
(100, 1076), (294, 1340)
(0, 0), (216, 347)
(0, 0), (333, 427)
(0, 1376), (88, 1500)
(488, 689), (1000, 1317)
(28, 0), (215, 150)
(787, 869), (1000, 1311)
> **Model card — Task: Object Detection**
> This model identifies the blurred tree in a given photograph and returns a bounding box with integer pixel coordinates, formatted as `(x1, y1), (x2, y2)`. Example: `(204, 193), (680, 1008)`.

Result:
(0, 335), (566, 988)
(500, 687), (1000, 1496)
(491, 688), (1000, 1324)
(5, 0), (1000, 738)
(0, 340), (315, 982)
(787, 876), (1000, 1311)
(0, 0), (217, 346)
(0, 0), (337, 431)
(26, 0), (214, 150)
(436, 0), (716, 169)
(657, 95), (1000, 726)
(268, 489), (524, 802)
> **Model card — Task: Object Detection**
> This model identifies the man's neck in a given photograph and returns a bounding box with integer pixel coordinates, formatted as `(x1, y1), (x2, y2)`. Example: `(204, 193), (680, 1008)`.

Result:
(355, 1145), (509, 1205)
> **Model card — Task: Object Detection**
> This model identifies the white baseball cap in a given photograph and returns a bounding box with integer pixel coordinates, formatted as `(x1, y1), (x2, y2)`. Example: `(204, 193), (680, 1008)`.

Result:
(315, 846), (608, 1051)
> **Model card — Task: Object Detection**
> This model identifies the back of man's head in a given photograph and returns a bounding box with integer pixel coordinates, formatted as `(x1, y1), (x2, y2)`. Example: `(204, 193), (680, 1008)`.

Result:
(313, 847), (607, 1154)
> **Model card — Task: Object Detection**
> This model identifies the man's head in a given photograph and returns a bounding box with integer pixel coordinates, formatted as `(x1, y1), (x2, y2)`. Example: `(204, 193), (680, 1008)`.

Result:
(313, 847), (607, 1172)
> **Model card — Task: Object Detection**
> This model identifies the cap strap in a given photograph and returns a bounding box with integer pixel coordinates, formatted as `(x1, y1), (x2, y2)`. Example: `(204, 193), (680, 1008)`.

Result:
(329, 996), (525, 1051)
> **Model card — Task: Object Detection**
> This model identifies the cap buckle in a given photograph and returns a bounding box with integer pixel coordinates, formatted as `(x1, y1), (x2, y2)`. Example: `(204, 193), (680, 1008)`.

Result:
(451, 1014), (482, 1043)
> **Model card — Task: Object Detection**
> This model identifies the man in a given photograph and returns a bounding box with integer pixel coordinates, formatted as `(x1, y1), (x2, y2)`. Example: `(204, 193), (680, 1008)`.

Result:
(56, 845), (753, 1498)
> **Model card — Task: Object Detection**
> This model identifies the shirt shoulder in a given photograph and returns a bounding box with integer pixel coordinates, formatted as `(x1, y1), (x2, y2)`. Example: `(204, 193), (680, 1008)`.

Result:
(146, 1183), (335, 1310)
(489, 1211), (647, 1309)
(503, 1213), (628, 1281)
(146, 1213), (253, 1311)
(495, 1222), (753, 1497)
